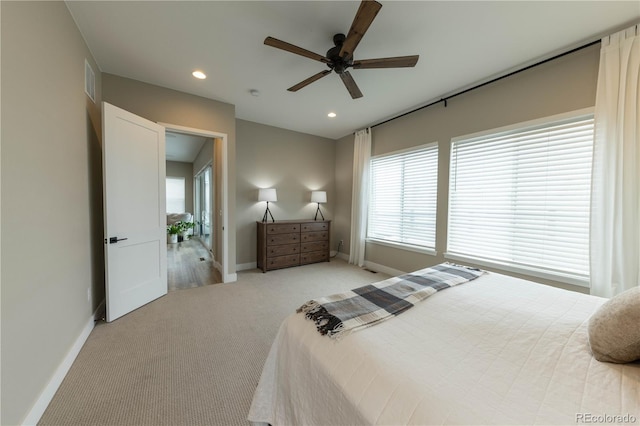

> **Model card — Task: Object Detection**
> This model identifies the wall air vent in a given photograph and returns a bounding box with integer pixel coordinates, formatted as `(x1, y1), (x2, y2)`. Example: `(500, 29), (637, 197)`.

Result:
(84, 59), (95, 102)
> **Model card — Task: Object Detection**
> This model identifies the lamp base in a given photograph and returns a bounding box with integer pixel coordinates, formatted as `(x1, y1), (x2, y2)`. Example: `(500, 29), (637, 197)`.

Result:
(262, 203), (275, 222)
(314, 203), (325, 221)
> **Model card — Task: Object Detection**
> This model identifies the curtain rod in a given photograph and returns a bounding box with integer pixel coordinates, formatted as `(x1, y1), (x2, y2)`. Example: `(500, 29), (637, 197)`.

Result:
(366, 39), (601, 130)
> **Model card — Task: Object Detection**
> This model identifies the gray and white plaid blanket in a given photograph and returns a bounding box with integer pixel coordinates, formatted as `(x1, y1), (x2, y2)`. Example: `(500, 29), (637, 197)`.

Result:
(297, 263), (485, 339)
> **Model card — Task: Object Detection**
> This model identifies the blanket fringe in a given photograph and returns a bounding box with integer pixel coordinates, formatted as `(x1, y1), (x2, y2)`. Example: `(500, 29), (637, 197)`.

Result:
(298, 301), (344, 337)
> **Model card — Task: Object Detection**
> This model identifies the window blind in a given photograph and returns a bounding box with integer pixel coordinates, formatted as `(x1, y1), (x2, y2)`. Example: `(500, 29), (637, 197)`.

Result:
(368, 144), (438, 249)
(447, 114), (594, 282)
(166, 177), (186, 213)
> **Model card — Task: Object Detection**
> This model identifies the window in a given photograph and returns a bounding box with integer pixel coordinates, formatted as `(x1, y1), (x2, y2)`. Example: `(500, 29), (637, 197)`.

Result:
(446, 111), (594, 285)
(368, 143), (438, 251)
(166, 177), (186, 213)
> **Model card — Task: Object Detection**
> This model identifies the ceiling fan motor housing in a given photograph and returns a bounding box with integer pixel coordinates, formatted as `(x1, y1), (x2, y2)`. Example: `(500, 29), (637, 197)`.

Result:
(327, 33), (352, 74)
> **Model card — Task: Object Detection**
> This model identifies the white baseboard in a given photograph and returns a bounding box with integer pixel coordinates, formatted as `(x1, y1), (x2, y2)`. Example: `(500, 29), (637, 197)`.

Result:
(335, 252), (349, 262)
(363, 260), (405, 277)
(22, 303), (101, 425)
(234, 257), (403, 277)
(236, 262), (257, 272)
(211, 258), (238, 283)
(321, 251), (403, 277)
(223, 272), (238, 283)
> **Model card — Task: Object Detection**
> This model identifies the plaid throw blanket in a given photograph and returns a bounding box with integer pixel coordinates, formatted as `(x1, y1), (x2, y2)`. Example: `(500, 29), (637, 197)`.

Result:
(297, 263), (484, 339)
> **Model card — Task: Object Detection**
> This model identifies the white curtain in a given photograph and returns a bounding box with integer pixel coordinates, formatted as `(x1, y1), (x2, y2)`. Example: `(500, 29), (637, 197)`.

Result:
(349, 128), (371, 266)
(590, 25), (640, 297)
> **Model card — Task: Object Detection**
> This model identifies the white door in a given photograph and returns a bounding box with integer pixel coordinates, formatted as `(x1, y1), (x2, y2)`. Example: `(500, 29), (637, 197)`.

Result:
(103, 102), (167, 322)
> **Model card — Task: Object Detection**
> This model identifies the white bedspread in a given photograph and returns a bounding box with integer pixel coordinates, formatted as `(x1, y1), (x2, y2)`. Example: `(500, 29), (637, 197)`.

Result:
(248, 271), (640, 425)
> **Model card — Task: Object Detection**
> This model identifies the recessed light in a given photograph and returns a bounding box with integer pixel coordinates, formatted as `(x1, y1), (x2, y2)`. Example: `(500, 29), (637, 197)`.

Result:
(249, 89), (260, 97)
(192, 70), (206, 79)
(328, 112), (337, 118)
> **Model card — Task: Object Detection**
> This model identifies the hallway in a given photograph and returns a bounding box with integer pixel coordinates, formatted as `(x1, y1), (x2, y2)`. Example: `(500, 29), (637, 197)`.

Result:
(167, 238), (221, 291)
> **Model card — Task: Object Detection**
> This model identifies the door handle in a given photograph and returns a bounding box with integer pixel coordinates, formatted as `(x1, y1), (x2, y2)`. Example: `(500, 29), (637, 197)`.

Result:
(108, 237), (128, 244)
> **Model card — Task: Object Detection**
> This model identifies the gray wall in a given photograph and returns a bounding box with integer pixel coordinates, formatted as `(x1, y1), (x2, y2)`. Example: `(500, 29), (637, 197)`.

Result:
(1, 2), (103, 424)
(236, 119), (336, 267)
(102, 74), (236, 277)
(335, 44), (601, 293)
(193, 138), (214, 176)
(166, 161), (194, 214)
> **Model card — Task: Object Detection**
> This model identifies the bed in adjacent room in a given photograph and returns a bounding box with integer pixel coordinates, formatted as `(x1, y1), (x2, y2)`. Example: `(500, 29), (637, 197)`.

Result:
(248, 265), (640, 425)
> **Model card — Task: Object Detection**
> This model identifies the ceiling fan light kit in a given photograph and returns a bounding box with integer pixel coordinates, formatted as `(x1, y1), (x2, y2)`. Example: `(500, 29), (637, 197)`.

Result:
(264, 0), (419, 99)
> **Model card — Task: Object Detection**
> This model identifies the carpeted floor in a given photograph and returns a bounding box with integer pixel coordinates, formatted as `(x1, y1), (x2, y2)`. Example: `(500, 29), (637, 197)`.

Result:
(38, 259), (388, 426)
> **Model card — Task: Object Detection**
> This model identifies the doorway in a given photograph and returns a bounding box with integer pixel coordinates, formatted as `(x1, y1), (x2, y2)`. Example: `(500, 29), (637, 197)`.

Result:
(162, 123), (231, 285)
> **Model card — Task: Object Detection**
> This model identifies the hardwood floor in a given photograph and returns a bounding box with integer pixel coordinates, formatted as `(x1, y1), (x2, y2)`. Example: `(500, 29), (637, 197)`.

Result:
(167, 238), (221, 291)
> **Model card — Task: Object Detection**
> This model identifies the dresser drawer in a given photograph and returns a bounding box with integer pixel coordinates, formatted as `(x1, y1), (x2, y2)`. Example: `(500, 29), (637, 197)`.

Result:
(300, 251), (329, 265)
(301, 231), (328, 242)
(301, 222), (329, 232)
(267, 243), (299, 257)
(267, 233), (299, 246)
(301, 241), (329, 253)
(267, 254), (300, 269)
(266, 223), (300, 234)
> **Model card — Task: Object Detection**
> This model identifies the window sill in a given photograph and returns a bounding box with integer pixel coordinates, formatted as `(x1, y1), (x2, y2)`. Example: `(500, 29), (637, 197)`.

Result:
(366, 238), (437, 256)
(443, 252), (590, 288)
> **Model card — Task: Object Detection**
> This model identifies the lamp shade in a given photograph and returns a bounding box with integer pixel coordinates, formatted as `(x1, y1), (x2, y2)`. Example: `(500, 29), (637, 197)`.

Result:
(311, 191), (327, 203)
(258, 188), (277, 202)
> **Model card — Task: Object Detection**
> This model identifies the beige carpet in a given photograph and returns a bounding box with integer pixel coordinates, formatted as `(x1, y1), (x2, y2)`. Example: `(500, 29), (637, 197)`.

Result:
(38, 259), (388, 426)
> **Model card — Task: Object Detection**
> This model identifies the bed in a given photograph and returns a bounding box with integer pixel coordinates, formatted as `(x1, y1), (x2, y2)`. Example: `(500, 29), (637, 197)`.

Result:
(248, 267), (640, 425)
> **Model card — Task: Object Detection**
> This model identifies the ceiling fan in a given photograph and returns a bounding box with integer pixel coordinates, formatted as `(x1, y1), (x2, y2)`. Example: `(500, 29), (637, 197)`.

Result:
(264, 0), (419, 99)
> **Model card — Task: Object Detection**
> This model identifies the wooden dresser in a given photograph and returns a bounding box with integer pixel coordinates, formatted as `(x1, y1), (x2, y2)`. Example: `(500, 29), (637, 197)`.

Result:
(257, 220), (330, 272)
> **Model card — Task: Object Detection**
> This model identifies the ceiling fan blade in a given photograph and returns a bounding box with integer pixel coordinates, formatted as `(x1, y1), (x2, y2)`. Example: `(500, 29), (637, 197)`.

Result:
(353, 55), (419, 69)
(287, 70), (332, 92)
(339, 0), (382, 60)
(339, 71), (363, 99)
(264, 37), (331, 64)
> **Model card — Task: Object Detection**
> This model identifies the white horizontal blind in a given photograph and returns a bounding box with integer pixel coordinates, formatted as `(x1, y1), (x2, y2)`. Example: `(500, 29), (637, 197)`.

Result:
(368, 144), (438, 249)
(447, 114), (594, 281)
(166, 177), (186, 213)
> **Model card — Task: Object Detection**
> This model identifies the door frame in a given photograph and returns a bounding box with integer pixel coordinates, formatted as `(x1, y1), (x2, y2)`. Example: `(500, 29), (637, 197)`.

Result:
(159, 123), (233, 283)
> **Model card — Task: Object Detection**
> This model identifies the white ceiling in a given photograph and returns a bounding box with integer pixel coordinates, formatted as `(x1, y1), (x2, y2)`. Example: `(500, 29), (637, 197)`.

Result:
(66, 1), (639, 140)
(166, 132), (207, 163)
